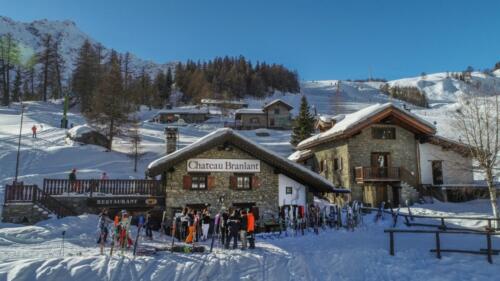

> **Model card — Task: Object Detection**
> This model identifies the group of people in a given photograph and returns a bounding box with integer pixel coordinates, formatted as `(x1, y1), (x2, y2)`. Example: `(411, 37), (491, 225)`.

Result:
(173, 207), (256, 250)
(97, 209), (154, 252)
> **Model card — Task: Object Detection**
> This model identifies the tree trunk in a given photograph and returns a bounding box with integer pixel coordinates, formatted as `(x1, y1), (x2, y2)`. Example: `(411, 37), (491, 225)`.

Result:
(108, 119), (114, 150)
(486, 170), (499, 227)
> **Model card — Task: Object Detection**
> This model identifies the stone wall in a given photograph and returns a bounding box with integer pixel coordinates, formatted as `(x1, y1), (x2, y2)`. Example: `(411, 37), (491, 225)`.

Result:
(1, 203), (49, 224)
(265, 103), (292, 129)
(164, 145), (280, 219)
(348, 124), (419, 201)
(239, 113), (267, 129)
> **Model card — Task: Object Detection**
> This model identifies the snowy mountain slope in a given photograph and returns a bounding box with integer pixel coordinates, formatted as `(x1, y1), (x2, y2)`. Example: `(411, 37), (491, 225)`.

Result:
(389, 72), (500, 103)
(0, 16), (175, 77)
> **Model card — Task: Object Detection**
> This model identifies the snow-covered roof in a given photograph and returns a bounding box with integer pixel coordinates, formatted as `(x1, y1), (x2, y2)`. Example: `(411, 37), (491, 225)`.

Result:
(288, 149), (313, 162)
(318, 114), (345, 123)
(263, 99), (294, 110)
(200, 99), (248, 105)
(298, 103), (436, 149)
(157, 108), (209, 115)
(147, 128), (349, 193)
(235, 108), (265, 115)
(68, 124), (95, 139)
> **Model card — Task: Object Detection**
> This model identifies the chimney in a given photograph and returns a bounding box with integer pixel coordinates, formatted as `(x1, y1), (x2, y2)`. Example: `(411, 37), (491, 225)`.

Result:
(165, 127), (178, 154)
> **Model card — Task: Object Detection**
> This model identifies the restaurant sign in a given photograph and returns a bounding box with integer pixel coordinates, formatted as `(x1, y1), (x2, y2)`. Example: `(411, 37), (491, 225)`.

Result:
(187, 158), (260, 173)
(87, 197), (164, 207)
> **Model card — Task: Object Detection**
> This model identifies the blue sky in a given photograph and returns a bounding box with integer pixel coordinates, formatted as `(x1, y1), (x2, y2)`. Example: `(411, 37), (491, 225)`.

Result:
(1, 0), (499, 80)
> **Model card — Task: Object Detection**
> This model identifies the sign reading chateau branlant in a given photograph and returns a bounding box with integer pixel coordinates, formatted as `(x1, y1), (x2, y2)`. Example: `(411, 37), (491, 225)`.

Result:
(187, 158), (260, 172)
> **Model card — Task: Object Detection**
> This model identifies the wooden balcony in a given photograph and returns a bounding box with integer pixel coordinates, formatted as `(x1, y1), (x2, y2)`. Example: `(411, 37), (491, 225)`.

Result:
(355, 167), (401, 183)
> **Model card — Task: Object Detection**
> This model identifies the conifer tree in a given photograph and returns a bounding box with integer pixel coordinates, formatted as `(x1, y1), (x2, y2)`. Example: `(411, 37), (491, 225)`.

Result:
(291, 95), (315, 146)
(72, 40), (99, 113)
(12, 67), (22, 102)
(88, 50), (130, 150)
(0, 33), (21, 105)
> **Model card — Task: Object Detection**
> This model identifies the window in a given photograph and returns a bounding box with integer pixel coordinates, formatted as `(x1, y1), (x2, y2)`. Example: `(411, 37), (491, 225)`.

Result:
(372, 127), (396, 139)
(286, 186), (293, 195)
(250, 117), (260, 124)
(334, 158), (342, 171)
(191, 174), (207, 189)
(274, 108), (280, 114)
(236, 175), (251, 189)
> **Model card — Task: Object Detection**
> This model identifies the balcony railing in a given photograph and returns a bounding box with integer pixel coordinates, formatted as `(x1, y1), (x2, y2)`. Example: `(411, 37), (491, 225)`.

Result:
(355, 167), (401, 183)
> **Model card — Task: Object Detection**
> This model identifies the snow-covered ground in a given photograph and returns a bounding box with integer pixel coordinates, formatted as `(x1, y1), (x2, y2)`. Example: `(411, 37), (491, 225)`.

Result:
(0, 200), (498, 280)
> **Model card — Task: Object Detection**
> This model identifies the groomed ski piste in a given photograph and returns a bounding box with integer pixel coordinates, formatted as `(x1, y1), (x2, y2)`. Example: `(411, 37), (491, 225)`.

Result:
(1, 73), (500, 280)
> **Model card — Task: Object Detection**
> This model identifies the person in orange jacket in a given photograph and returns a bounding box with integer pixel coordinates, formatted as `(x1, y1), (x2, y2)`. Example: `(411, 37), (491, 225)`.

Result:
(247, 209), (255, 249)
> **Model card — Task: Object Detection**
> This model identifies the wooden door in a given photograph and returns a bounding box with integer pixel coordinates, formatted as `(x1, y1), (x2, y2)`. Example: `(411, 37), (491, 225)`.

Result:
(371, 153), (391, 177)
(432, 161), (443, 185)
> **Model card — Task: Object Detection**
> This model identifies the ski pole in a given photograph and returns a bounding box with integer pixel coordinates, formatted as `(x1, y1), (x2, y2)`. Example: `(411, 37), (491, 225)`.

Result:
(61, 231), (66, 257)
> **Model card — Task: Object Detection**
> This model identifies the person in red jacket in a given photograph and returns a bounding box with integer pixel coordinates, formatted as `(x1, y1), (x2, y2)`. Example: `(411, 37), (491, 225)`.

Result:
(247, 209), (256, 249)
(31, 125), (37, 138)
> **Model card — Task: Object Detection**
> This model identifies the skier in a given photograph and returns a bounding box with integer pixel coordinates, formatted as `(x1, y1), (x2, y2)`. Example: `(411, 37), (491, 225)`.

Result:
(145, 212), (153, 240)
(100, 172), (109, 180)
(97, 209), (111, 245)
(201, 209), (211, 241)
(119, 211), (133, 250)
(240, 209), (248, 250)
(226, 209), (241, 249)
(31, 125), (37, 138)
(247, 209), (256, 249)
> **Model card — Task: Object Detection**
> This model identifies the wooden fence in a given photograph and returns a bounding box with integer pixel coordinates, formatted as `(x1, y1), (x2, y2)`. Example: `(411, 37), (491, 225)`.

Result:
(42, 179), (164, 197)
(384, 228), (498, 263)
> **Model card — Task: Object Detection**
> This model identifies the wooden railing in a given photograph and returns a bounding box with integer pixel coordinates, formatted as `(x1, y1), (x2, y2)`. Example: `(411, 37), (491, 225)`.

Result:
(42, 179), (164, 197)
(355, 167), (401, 182)
(4, 184), (39, 203)
(4, 184), (78, 218)
(384, 228), (497, 264)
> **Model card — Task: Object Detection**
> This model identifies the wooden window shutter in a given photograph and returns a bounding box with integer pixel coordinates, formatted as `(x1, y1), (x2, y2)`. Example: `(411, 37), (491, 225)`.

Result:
(183, 175), (192, 190)
(251, 176), (261, 189)
(229, 176), (236, 189)
(207, 176), (215, 189)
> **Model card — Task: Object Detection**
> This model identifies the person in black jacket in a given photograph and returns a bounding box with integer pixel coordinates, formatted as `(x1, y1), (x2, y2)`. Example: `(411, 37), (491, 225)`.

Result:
(240, 210), (248, 249)
(225, 209), (241, 249)
(220, 208), (229, 246)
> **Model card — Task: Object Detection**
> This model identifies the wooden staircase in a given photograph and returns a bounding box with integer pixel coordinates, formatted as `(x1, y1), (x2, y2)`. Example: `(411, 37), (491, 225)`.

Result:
(4, 184), (78, 218)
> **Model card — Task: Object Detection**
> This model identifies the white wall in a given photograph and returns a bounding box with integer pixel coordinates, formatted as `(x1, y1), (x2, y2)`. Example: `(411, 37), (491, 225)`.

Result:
(278, 174), (306, 206)
(419, 142), (474, 185)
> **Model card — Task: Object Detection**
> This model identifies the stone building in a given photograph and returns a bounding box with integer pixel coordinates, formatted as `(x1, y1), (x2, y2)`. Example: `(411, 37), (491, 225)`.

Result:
(233, 99), (293, 130)
(146, 128), (348, 219)
(154, 108), (209, 123)
(290, 103), (474, 207)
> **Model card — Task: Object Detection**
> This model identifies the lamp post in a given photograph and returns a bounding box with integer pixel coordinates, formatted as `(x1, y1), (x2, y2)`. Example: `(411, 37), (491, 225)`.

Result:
(14, 102), (26, 184)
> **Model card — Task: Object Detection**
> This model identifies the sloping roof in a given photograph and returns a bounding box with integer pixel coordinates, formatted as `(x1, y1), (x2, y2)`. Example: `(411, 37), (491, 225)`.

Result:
(298, 103), (436, 149)
(288, 149), (313, 162)
(157, 108), (209, 115)
(263, 99), (294, 110)
(147, 128), (348, 193)
(426, 135), (472, 157)
(200, 99), (248, 106)
(235, 108), (265, 115)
